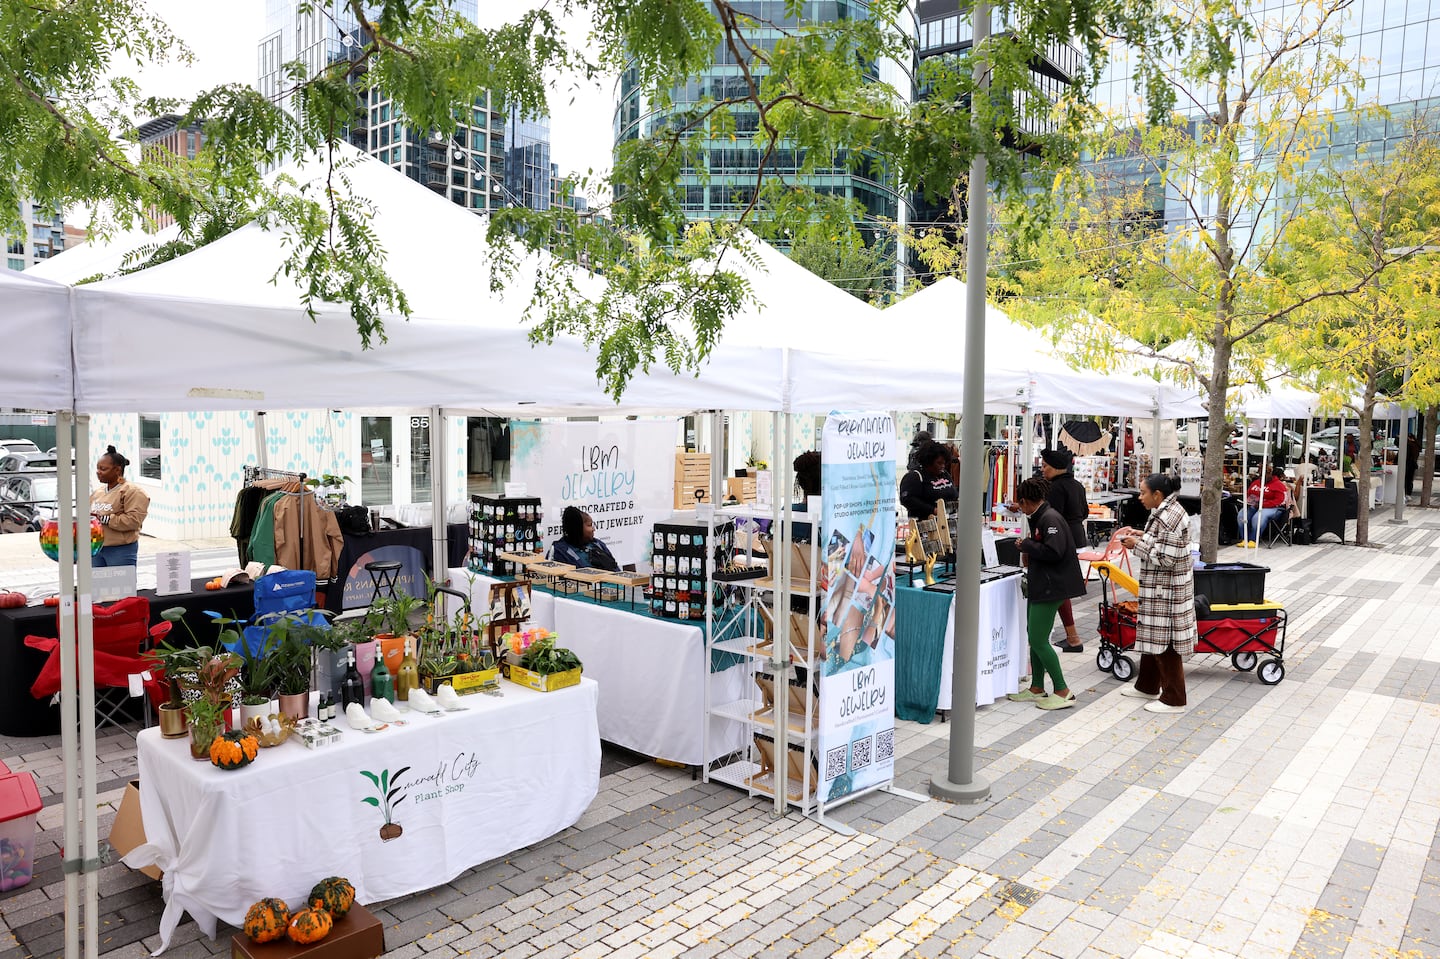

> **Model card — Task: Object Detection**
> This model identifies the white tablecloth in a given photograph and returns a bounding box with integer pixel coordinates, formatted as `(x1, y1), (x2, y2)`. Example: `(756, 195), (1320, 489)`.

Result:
(130, 680), (599, 953)
(447, 568), (745, 765)
(937, 575), (1025, 709)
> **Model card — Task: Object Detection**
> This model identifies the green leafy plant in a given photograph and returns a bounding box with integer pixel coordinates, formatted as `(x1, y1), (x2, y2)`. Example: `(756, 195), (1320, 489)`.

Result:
(262, 610), (334, 696)
(518, 635), (582, 676)
(149, 607), (243, 707)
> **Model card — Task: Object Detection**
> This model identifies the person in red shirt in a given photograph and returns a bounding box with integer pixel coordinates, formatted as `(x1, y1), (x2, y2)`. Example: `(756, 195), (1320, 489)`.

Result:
(1240, 466), (1289, 546)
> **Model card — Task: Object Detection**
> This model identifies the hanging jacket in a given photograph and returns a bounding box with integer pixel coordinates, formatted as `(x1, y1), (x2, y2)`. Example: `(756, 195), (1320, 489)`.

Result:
(247, 491), (287, 567)
(274, 494), (345, 579)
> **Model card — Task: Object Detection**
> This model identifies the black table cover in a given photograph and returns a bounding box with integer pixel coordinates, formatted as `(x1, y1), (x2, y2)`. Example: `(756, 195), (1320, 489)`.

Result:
(0, 578), (256, 737)
(1307, 486), (1348, 544)
(325, 523), (469, 612)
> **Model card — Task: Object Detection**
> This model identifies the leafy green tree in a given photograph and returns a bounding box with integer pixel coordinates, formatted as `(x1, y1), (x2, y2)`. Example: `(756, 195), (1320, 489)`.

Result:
(1276, 122), (1440, 543)
(2, 0), (1176, 398)
(998, 0), (1420, 560)
(784, 222), (897, 304)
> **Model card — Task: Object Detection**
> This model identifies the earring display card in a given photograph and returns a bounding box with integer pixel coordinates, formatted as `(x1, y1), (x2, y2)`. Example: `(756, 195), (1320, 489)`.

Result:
(649, 519), (734, 619)
(469, 494), (543, 577)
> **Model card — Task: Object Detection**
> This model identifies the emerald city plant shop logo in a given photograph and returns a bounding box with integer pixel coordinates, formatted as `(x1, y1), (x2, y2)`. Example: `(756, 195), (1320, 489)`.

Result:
(360, 766), (409, 842)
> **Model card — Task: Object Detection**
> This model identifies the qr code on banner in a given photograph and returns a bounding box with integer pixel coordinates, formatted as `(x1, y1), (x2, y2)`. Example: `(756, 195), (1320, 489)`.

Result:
(850, 735), (873, 772)
(875, 728), (895, 764)
(825, 745), (848, 781)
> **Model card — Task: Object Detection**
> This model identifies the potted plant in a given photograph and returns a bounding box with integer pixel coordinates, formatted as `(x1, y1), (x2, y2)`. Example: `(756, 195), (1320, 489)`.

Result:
(503, 629), (583, 692)
(238, 631), (280, 727)
(186, 651), (243, 760)
(265, 611), (332, 722)
(149, 607), (244, 737)
(303, 473), (352, 508)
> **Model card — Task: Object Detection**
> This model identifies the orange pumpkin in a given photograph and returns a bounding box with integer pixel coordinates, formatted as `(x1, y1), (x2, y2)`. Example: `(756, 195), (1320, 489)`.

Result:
(287, 905), (333, 945)
(0, 591), (26, 608)
(209, 731), (257, 770)
(308, 876), (356, 919)
(243, 898), (290, 944)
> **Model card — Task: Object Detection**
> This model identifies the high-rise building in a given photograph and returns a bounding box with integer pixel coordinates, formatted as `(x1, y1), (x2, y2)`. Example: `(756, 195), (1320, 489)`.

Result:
(613, 1), (915, 245)
(136, 114), (206, 228)
(256, 0), (512, 214)
(4, 201), (68, 272)
(505, 114), (552, 211)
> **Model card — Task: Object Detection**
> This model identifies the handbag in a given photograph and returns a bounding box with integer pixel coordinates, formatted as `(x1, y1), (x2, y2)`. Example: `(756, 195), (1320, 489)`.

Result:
(334, 505), (371, 536)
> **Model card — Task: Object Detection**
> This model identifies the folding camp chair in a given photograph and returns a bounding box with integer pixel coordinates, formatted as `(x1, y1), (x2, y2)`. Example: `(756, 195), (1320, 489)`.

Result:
(1261, 493), (1297, 548)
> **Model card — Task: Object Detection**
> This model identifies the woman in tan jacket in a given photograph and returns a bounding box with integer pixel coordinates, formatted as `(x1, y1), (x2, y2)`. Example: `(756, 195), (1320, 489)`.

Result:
(90, 446), (149, 567)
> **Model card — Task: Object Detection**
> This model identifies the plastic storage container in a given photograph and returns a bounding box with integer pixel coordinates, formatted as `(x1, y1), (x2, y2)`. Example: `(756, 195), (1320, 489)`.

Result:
(0, 771), (42, 890)
(1193, 562), (1268, 605)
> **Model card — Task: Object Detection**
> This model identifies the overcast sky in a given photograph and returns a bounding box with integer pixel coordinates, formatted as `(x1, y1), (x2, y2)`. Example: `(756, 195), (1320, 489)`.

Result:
(136, 1), (618, 178)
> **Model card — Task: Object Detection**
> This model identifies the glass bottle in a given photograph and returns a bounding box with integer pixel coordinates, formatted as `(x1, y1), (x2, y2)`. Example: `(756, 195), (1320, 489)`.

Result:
(396, 636), (420, 703)
(370, 640), (395, 704)
(340, 648), (365, 711)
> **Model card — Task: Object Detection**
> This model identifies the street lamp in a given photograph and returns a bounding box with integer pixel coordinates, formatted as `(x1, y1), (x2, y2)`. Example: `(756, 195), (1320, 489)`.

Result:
(1383, 245), (1440, 524)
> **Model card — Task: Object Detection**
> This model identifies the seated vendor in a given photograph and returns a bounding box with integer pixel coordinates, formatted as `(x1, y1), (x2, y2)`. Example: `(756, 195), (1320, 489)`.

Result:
(551, 506), (620, 571)
(899, 442), (958, 519)
(792, 450), (821, 542)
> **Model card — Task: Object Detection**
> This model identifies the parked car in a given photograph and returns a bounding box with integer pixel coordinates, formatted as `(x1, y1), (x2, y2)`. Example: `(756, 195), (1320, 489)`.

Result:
(1225, 427), (1337, 466)
(0, 452), (59, 473)
(0, 438), (41, 457)
(0, 471), (58, 533)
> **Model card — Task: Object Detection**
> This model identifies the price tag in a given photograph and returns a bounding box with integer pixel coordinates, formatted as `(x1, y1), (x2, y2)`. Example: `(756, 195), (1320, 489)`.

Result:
(128, 674), (144, 697)
(503, 482), (527, 497)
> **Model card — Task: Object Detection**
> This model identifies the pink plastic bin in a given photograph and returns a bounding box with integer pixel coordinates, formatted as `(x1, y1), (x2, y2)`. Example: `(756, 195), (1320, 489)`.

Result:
(0, 772), (42, 891)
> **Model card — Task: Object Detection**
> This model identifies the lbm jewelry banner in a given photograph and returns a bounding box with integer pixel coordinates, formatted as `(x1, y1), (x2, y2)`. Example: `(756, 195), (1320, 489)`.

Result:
(819, 412), (897, 803)
(509, 419), (677, 567)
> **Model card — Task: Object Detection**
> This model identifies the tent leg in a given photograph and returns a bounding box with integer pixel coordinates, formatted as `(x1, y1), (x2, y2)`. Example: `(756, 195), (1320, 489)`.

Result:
(57, 412), (80, 959)
(76, 417), (98, 959)
(254, 411), (268, 470)
(432, 407), (447, 585)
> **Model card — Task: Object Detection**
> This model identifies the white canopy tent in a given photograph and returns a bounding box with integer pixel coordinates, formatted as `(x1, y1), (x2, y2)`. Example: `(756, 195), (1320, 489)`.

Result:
(2, 269), (74, 410)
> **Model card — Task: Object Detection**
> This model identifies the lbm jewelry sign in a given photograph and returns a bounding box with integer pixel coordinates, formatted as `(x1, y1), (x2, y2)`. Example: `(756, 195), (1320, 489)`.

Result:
(819, 412), (897, 803)
(509, 419), (677, 567)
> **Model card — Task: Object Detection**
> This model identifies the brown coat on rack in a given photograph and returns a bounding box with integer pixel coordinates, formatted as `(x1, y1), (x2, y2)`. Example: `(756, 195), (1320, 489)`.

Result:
(274, 495), (344, 580)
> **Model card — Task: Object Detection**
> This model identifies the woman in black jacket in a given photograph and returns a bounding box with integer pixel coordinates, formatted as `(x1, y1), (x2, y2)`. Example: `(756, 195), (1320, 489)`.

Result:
(1041, 449), (1090, 652)
(1006, 477), (1087, 711)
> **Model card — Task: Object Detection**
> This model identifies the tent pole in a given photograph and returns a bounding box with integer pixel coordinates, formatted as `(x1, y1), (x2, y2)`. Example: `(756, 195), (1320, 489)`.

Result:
(774, 411), (793, 816)
(930, 0), (991, 806)
(254, 411), (268, 470)
(76, 416), (98, 959)
(431, 407), (447, 585)
(57, 412), (79, 959)
(1242, 416), (1250, 546)
(1020, 405), (1033, 497)
(1300, 418), (1312, 517)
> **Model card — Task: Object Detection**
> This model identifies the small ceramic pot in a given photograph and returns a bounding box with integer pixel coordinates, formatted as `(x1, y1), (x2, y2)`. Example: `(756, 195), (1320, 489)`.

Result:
(240, 701), (271, 729)
(277, 691), (310, 723)
(158, 703), (188, 739)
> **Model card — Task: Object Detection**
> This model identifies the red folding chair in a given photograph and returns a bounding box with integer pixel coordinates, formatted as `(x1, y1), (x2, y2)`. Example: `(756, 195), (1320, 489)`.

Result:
(1078, 530), (1133, 582)
(25, 597), (172, 733)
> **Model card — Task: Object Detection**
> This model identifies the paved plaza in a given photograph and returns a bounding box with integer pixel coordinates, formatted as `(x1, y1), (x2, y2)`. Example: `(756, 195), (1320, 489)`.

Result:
(2, 509), (1439, 959)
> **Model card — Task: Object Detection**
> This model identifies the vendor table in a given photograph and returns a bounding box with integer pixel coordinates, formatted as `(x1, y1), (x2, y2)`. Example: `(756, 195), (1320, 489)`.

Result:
(0, 578), (256, 737)
(894, 572), (1024, 722)
(446, 569), (746, 765)
(133, 680), (600, 954)
(327, 523), (469, 612)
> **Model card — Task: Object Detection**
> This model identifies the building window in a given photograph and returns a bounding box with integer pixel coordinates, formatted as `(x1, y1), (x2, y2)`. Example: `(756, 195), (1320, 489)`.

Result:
(138, 415), (162, 480)
(7, 258), (23, 271)
(186, 132), (197, 158)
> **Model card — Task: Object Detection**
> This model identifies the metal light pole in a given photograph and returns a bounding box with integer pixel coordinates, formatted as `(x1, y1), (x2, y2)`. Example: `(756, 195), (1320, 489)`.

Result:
(931, 0), (991, 806)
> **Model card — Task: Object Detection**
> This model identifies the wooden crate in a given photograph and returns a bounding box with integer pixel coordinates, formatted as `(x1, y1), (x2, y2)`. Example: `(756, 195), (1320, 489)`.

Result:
(725, 476), (757, 503)
(674, 452), (711, 508)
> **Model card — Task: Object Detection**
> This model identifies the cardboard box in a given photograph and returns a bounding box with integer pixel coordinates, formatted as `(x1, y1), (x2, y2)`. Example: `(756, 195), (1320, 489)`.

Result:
(231, 902), (384, 959)
(108, 780), (161, 880)
(444, 668), (500, 694)
(504, 657), (582, 693)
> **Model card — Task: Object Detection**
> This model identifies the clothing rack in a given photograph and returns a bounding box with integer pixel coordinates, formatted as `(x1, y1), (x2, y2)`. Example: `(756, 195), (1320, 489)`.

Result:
(243, 466), (311, 576)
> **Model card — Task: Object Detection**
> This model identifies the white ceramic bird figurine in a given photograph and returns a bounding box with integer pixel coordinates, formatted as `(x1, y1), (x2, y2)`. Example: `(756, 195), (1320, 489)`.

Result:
(369, 697), (404, 723)
(407, 687), (442, 714)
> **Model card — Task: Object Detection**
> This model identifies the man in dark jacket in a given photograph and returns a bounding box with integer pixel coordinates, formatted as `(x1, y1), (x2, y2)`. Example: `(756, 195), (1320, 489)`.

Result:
(1040, 448), (1089, 652)
(1006, 477), (1086, 711)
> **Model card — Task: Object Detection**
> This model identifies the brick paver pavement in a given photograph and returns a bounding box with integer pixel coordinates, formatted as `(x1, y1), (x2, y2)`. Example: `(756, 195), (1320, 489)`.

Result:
(3, 509), (1439, 958)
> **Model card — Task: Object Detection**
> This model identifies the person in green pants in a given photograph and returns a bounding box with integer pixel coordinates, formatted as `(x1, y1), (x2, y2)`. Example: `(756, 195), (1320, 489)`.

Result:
(1006, 477), (1087, 710)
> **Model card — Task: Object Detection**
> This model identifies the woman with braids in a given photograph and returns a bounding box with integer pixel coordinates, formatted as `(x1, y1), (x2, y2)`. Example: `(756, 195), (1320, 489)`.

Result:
(1115, 473), (1196, 714)
(90, 446), (150, 567)
(1006, 476), (1086, 710)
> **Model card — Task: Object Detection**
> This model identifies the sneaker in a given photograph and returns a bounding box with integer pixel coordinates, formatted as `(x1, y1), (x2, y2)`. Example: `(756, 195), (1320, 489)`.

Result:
(1143, 700), (1187, 714)
(1059, 643), (1085, 653)
(1006, 689), (1046, 702)
(1119, 686), (1161, 700)
(1036, 692), (1077, 710)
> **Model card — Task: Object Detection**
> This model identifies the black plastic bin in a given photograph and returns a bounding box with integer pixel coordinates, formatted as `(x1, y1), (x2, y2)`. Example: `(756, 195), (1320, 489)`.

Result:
(1193, 563), (1268, 605)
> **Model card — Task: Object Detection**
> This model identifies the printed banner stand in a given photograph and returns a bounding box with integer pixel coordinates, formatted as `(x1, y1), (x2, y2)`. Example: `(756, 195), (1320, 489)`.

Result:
(818, 412), (897, 806)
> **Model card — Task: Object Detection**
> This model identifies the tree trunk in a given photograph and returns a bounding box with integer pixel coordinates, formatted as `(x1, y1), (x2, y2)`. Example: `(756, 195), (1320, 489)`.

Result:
(1422, 405), (1437, 508)
(1198, 340), (1234, 564)
(1355, 376), (1378, 546)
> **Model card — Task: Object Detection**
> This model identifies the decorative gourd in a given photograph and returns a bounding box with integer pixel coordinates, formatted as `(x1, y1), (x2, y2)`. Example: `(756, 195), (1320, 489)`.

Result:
(308, 876), (356, 919)
(0, 591), (25, 608)
(208, 730), (259, 770)
(242, 898), (291, 944)
(287, 905), (334, 945)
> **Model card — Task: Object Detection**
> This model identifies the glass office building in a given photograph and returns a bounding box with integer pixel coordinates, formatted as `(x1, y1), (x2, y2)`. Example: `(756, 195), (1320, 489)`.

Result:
(613, 1), (915, 243)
